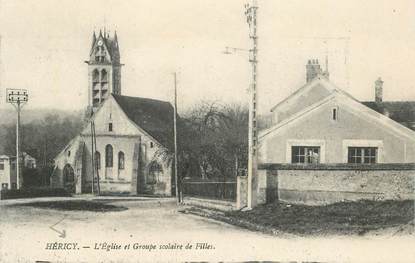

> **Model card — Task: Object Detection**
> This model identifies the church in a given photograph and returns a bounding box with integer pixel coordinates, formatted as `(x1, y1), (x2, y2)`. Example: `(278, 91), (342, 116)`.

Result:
(51, 30), (175, 196)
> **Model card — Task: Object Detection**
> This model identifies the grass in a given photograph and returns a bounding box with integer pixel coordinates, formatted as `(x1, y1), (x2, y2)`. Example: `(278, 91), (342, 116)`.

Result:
(15, 200), (128, 212)
(225, 200), (415, 236)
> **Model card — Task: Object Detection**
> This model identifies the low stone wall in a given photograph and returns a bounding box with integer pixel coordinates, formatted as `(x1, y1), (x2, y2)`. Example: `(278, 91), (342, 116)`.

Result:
(258, 163), (415, 205)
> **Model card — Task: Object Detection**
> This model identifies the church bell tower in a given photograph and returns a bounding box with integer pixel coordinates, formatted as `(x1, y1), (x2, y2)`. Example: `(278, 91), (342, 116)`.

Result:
(86, 30), (122, 112)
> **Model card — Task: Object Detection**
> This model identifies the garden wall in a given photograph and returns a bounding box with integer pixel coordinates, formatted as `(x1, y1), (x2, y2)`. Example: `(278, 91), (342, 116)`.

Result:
(258, 163), (415, 205)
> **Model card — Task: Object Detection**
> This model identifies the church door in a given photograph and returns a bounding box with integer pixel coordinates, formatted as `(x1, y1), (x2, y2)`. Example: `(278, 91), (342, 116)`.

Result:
(63, 164), (75, 193)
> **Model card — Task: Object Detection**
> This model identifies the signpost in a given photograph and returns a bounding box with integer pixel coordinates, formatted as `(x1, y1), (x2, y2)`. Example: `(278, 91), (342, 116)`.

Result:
(6, 88), (28, 189)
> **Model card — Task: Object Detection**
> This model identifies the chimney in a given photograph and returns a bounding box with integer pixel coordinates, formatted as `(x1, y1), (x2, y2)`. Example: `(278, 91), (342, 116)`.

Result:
(306, 59), (323, 83)
(375, 77), (383, 103)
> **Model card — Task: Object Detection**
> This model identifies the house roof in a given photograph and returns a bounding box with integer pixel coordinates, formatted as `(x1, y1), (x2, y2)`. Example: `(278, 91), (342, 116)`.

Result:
(112, 94), (174, 149)
(260, 91), (415, 142)
(361, 101), (415, 130)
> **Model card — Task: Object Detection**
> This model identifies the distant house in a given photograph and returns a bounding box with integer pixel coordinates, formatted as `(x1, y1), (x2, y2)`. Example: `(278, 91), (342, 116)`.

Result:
(361, 77), (415, 131)
(259, 59), (415, 164)
(51, 30), (174, 196)
(0, 152), (36, 190)
(0, 155), (18, 190)
(22, 152), (37, 169)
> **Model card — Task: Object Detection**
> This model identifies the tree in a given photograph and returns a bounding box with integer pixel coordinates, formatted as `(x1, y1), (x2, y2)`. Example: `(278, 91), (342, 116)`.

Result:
(3, 112), (83, 168)
(156, 101), (249, 183)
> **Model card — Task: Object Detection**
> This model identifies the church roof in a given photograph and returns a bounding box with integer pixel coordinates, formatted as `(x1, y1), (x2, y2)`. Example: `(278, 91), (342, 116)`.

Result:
(361, 101), (415, 130)
(89, 30), (120, 64)
(112, 94), (174, 148)
(103, 34), (120, 63)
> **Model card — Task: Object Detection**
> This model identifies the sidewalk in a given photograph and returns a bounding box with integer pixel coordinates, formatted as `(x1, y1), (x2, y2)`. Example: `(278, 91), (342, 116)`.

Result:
(0, 195), (176, 206)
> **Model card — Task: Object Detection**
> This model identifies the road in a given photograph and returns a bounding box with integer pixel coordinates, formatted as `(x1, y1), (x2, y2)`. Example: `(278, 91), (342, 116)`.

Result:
(0, 197), (414, 262)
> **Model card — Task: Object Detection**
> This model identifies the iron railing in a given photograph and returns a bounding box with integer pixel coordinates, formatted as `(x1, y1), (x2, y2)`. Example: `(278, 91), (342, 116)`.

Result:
(181, 179), (237, 201)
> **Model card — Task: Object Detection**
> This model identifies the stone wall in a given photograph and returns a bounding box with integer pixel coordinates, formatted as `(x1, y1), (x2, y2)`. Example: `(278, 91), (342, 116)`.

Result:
(259, 163), (415, 205)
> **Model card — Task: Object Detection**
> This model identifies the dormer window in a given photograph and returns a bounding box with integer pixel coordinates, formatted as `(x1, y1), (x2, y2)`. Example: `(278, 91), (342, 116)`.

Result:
(108, 123), (113, 132)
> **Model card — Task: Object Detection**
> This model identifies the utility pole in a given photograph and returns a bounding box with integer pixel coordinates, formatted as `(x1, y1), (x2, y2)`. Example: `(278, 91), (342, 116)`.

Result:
(6, 89), (28, 189)
(173, 72), (180, 204)
(245, 0), (258, 209)
(90, 121), (95, 194)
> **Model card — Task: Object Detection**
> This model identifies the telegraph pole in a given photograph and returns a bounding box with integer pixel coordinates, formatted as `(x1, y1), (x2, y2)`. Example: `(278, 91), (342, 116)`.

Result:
(173, 72), (180, 204)
(6, 89), (28, 189)
(245, 0), (258, 209)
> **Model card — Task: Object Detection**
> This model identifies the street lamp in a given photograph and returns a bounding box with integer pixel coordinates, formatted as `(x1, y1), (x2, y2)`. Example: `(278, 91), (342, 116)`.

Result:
(6, 88), (28, 189)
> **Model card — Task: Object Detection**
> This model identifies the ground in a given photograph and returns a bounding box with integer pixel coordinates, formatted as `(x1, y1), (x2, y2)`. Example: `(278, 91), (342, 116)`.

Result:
(225, 200), (415, 236)
(0, 197), (414, 262)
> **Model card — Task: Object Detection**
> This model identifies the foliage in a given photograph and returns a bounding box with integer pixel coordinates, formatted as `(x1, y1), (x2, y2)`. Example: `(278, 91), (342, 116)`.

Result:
(157, 101), (248, 182)
(0, 187), (71, 200)
(2, 113), (83, 168)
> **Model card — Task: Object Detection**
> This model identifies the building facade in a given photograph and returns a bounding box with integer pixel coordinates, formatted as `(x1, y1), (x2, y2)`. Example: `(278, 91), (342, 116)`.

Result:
(51, 30), (174, 196)
(0, 155), (17, 190)
(250, 59), (415, 206)
(0, 153), (35, 190)
(259, 60), (415, 165)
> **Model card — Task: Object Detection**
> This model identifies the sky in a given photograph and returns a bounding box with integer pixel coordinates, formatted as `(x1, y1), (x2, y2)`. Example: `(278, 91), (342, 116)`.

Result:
(0, 0), (415, 114)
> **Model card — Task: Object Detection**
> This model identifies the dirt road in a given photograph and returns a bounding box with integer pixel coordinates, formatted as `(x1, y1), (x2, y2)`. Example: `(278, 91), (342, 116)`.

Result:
(0, 197), (413, 262)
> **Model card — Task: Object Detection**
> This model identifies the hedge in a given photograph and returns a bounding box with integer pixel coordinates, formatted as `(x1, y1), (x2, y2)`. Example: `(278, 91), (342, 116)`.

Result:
(0, 187), (71, 200)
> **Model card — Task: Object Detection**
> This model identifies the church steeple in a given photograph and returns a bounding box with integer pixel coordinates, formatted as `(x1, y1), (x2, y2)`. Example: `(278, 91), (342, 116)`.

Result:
(86, 28), (122, 112)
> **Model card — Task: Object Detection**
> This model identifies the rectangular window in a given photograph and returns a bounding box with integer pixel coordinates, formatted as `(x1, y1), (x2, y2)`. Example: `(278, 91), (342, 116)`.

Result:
(348, 147), (377, 164)
(291, 146), (320, 164)
(332, 108), (337, 120)
(108, 123), (113, 132)
(0, 163), (4, 170)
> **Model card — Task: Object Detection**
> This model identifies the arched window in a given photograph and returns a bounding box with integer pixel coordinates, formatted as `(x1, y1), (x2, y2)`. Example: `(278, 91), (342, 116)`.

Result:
(92, 69), (99, 82)
(95, 151), (101, 170)
(101, 69), (108, 82)
(105, 145), (113, 167)
(147, 161), (163, 184)
(118, 151), (125, 170)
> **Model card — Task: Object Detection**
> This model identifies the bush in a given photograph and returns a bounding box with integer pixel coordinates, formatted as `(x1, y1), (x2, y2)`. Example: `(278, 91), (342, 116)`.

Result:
(0, 187), (71, 200)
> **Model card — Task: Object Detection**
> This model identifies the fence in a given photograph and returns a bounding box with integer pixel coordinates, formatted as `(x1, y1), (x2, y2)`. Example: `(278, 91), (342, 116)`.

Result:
(181, 179), (237, 201)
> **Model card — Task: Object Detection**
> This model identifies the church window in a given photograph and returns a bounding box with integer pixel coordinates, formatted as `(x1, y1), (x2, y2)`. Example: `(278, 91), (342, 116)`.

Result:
(101, 69), (108, 82)
(108, 123), (113, 132)
(150, 142), (154, 148)
(105, 144), (113, 167)
(118, 152), (125, 170)
(95, 151), (101, 169)
(68, 151), (71, 157)
(147, 161), (163, 184)
(92, 69), (99, 83)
